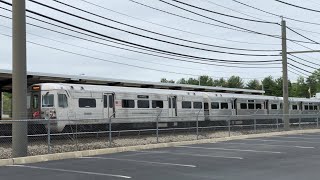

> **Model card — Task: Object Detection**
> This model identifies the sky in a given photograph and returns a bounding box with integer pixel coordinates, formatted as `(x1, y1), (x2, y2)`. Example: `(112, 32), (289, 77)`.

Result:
(1, 0), (320, 84)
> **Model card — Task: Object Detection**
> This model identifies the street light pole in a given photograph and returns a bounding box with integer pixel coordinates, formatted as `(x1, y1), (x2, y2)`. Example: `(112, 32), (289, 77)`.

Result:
(12, 0), (28, 157)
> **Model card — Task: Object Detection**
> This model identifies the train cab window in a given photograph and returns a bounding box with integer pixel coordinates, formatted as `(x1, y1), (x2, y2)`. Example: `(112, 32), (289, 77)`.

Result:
(152, 100), (163, 108)
(271, 104), (278, 110)
(211, 102), (219, 109)
(193, 102), (202, 109)
(109, 95), (114, 108)
(304, 105), (309, 110)
(315, 106), (318, 110)
(122, 100), (135, 108)
(221, 103), (228, 109)
(309, 106), (314, 110)
(33, 94), (39, 109)
(240, 103), (247, 109)
(58, 94), (68, 108)
(182, 101), (192, 109)
(292, 105), (298, 110)
(280, 103), (283, 109)
(79, 98), (96, 108)
(248, 103), (254, 109)
(42, 94), (54, 107)
(138, 100), (150, 108)
(256, 104), (262, 109)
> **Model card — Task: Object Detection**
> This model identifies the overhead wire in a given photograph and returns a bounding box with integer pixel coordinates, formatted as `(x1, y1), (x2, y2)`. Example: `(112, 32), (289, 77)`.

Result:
(0, 2), (283, 66)
(52, 0), (280, 52)
(77, 0), (280, 46)
(274, 0), (320, 13)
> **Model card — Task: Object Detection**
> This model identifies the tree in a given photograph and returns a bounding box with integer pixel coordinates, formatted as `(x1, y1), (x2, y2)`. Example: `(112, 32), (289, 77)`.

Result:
(291, 76), (309, 97)
(3, 92), (12, 115)
(261, 76), (276, 96)
(160, 78), (175, 83)
(245, 79), (261, 90)
(199, 75), (214, 86)
(227, 76), (244, 88)
(212, 78), (227, 87)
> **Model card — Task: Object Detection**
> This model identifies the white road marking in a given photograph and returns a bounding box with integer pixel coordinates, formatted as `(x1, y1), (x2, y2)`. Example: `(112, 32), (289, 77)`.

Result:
(137, 150), (244, 160)
(218, 142), (315, 149)
(274, 136), (320, 140)
(295, 134), (320, 137)
(7, 164), (131, 179)
(81, 156), (196, 168)
(177, 145), (283, 154)
(243, 138), (320, 144)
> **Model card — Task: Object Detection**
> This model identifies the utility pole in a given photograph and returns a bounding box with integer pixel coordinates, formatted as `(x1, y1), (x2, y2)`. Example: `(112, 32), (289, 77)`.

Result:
(12, 0), (28, 157)
(281, 19), (290, 130)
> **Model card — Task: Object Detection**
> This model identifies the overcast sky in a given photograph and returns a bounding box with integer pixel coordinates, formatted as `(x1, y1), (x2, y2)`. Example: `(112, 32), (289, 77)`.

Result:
(1, 0), (320, 83)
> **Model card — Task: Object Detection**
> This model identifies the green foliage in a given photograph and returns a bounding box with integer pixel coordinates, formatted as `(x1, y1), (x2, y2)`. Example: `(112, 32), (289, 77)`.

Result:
(2, 92), (12, 115)
(245, 79), (261, 90)
(227, 76), (244, 88)
(160, 78), (175, 83)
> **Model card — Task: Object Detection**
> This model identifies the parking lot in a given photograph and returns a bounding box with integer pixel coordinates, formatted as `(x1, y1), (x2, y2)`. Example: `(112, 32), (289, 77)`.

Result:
(1, 133), (320, 180)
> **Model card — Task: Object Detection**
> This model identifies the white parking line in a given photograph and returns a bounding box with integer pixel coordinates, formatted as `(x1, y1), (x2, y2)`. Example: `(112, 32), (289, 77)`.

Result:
(177, 145), (283, 154)
(81, 156), (196, 168)
(243, 138), (320, 144)
(275, 136), (320, 140)
(7, 165), (131, 179)
(136, 150), (244, 160)
(218, 142), (315, 149)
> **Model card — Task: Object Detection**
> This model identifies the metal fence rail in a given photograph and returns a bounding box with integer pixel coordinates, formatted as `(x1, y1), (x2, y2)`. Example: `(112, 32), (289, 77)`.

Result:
(0, 113), (319, 159)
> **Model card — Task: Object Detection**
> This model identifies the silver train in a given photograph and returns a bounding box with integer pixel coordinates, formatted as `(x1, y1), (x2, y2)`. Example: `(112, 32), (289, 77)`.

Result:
(28, 83), (320, 132)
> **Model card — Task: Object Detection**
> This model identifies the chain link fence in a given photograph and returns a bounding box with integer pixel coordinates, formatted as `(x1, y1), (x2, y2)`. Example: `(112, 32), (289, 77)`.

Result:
(0, 113), (319, 159)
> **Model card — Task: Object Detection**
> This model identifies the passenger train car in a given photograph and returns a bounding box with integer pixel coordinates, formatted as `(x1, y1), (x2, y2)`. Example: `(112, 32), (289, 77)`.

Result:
(27, 83), (320, 132)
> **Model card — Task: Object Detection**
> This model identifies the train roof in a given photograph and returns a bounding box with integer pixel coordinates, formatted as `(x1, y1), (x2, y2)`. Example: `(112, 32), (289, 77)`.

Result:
(0, 69), (265, 95)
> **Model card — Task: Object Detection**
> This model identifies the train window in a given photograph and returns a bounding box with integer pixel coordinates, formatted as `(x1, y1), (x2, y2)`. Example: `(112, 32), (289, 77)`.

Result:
(221, 103), (228, 109)
(122, 100), (135, 108)
(315, 106), (318, 110)
(182, 101), (192, 109)
(138, 100), (150, 108)
(33, 94), (39, 109)
(248, 103), (254, 109)
(256, 104), (262, 109)
(211, 102), (219, 109)
(292, 105), (298, 110)
(42, 94), (54, 107)
(240, 103), (247, 109)
(280, 103), (283, 109)
(58, 94), (68, 108)
(109, 95), (114, 108)
(152, 100), (163, 108)
(79, 98), (96, 108)
(193, 102), (202, 109)
(271, 104), (277, 109)
(304, 105), (309, 110)
(309, 106), (314, 110)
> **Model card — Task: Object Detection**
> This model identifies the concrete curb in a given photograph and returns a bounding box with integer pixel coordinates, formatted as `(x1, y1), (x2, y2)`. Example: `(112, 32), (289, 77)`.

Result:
(1, 129), (320, 166)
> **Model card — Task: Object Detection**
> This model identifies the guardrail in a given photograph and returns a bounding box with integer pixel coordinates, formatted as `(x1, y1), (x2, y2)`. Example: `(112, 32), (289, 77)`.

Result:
(0, 113), (319, 159)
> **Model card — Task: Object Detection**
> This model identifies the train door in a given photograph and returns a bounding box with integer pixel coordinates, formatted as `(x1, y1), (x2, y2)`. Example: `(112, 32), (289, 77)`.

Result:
(204, 102), (209, 120)
(103, 93), (115, 119)
(168, 96), (177, 117)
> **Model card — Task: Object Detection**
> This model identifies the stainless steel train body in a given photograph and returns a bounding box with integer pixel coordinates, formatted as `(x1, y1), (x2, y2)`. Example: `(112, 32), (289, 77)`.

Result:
(28, 83), (320, 132)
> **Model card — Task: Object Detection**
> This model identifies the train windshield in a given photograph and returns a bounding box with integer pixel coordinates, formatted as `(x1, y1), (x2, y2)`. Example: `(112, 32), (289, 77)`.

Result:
(42, 94), (54, 107)
(33, 94), (39, 109)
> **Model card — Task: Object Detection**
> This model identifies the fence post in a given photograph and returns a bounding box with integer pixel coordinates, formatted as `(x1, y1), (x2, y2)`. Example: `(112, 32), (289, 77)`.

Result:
(299, 114), (301, 130)
(276, 116), (279, 131)
(156, 107), (161, 143)
(196, 109), (201, 140)
(228, 116), (231, 137)
(317, 117), (319, 129)
(109, 117), (112, 147)
(46, 117), (51, 154)
(75, 121), (78, 151)
(254, 118), (257, 133)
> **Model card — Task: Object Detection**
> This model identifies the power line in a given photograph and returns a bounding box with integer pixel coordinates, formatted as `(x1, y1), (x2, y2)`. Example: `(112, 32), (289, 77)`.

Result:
(288, 69), (308, 77)
(289, 54), (320, 67)
(0, 3), (283, 66)
(77, 0), (280, 46)
(231, 0), (320, 26)
(0, 33), (270, 80)
(288, 63), (313, 74)
(0, 24), (278, 75)
(27, 0), (280, 57)
(0, 14), (281, 69)
(170, 0), (278, 24)
(156, 0), (318, 44)
(288, 58), (318, 70)
(52, 0), (280, 52)
(274, 0), (320, 13)
(287, 26), (320, 45)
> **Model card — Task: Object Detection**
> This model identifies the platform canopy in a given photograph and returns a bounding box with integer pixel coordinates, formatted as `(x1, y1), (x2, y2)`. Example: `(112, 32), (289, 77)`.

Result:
(0, 69), (265, 95)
